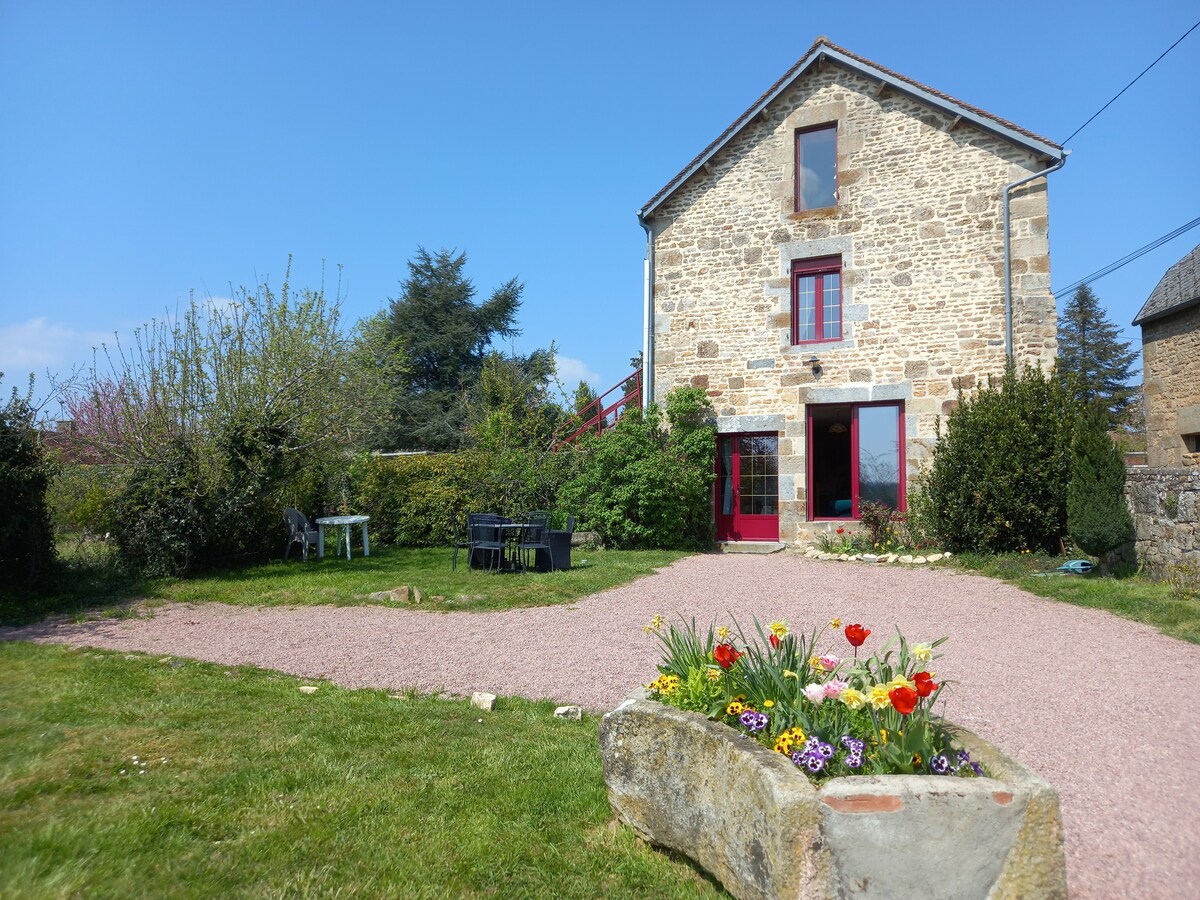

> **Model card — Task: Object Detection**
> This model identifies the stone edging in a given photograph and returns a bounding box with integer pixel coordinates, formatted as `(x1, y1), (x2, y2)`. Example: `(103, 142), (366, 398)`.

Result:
(801, 547), (953, 565)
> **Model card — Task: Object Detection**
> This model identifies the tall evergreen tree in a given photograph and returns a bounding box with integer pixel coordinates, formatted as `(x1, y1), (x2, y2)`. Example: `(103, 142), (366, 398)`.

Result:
(377, 248), (523, 451)
(1067, 410), (1134, 557)
(1056, 284), (1138, 431)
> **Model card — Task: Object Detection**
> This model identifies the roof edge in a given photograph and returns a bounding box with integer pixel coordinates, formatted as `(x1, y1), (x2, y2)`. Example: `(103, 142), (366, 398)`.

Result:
(639, 37), (1065, 221)
(1133, 294), (1200, 327)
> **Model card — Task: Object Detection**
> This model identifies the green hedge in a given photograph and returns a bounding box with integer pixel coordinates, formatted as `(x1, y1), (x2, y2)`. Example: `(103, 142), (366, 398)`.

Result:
(348, 448), (579, 547)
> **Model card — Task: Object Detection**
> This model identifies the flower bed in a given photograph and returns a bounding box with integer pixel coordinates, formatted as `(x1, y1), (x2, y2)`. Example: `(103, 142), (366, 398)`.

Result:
(598, 616), (1067, 899)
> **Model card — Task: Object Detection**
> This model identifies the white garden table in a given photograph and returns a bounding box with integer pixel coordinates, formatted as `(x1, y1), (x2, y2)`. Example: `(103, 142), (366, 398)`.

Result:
(315, 515), (370, 560)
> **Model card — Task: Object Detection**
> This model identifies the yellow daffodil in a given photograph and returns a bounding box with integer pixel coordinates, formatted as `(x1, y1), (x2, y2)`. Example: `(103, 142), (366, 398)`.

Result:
(839, 687), (866, 710)
(769, 620), (790, 639)
(705, 668), (720, 682)
(911, 643), (933, 663)
(783, 669), (798, 680)
(867, 684), (892, 709)
(716, 625), (730, 641)
(829, 617), (842, 628)
(887, 675), (915, 692)
(808, 655), (825, 672)
(644, 614), (665, 634)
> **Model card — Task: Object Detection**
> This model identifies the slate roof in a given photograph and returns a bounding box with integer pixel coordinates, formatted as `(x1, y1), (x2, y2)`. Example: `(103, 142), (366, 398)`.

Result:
(639, 36), (1064, 220)
(1132, 243), (1200, 326)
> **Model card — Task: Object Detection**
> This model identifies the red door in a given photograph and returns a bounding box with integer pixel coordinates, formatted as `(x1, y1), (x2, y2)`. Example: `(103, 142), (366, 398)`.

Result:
(716, 433), (779, 541)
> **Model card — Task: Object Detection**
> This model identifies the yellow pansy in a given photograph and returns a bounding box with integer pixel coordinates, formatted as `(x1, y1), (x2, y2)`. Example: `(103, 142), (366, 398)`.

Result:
(726, 700), (747, 716)
(763, 699), (775, 708)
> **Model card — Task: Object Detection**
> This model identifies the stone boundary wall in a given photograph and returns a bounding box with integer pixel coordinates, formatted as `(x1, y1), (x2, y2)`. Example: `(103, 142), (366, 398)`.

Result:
(1125, 467), (1200, 577)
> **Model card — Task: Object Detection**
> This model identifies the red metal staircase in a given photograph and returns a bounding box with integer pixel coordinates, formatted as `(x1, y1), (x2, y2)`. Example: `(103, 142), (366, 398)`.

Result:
(552, 369), (642, 449)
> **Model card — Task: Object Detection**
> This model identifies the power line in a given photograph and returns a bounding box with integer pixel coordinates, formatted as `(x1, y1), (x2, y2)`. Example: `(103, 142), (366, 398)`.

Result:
(1061, 17), (1200, 146)
(1053, 215), (1200, 299)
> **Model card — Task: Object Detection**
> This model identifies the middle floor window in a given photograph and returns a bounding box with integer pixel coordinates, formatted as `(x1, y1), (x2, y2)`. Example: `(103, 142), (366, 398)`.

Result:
(792, 256), (842, 344)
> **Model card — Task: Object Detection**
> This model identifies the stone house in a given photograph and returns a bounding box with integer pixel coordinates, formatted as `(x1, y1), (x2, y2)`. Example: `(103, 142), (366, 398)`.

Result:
(637, 37), (1066, 545)
(1132, 243), (1200, 469)
(1126, 243), (1200, 575)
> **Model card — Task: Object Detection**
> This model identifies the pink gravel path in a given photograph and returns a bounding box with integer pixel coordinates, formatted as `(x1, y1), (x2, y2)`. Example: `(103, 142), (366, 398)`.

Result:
(5, 553), (1199, 899)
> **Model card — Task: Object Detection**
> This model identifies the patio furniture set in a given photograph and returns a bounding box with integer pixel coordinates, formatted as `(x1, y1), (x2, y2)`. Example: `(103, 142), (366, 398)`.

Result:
(284, 508), (371, 561)
(453, 512), (575, 573)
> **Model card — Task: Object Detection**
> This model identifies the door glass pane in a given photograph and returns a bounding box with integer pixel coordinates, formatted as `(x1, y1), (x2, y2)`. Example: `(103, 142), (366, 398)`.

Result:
(738, 436), (778, 516)
(858, 405), (900, 509)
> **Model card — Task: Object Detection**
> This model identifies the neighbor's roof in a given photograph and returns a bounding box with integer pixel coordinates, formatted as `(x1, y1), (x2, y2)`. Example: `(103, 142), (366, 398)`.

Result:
(1133, 243), (1200, 326)
(639, 36), (1065, 220)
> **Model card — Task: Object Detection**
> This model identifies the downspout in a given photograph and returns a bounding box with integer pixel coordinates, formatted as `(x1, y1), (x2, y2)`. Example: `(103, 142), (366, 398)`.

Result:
(639, 213), (655, 409)
(1003, 151), (1068, 362)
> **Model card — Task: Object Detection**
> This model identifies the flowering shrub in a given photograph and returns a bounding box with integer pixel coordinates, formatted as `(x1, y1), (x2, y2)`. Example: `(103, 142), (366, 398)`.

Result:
(644, 615), (985, 781)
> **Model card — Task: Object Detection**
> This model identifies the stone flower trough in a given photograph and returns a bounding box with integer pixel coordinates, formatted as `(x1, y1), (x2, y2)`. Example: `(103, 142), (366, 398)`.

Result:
(599, 692), (1066, 900)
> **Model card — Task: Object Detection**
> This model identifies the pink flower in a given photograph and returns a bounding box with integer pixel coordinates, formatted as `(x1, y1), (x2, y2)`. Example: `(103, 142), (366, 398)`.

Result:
(803, 683), (826, 705)
(823, 679), (848, 698)
(820, 654), (842, 671)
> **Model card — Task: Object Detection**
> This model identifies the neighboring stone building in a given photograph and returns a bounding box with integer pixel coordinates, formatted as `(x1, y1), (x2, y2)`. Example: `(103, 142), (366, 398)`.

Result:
(637, 37), (1065, 545)
(1126, 243), (1200, 575)
(1132, 243), (1200, 469)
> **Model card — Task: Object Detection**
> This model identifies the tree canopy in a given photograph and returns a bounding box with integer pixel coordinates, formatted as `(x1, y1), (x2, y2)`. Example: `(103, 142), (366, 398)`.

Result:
(1056, 284), (1138, 431)
(374, 248), (524, 451)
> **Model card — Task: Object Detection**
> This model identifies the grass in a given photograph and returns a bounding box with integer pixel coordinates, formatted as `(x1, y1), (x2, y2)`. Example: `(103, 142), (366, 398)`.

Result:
(1, 545), (690, 625)
(0, 641), (723, 899)
(954, 552), (1200, 644)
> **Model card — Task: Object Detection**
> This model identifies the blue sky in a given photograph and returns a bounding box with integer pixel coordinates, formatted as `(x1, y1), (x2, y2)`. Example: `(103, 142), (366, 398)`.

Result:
(2, 1), (1197, 411)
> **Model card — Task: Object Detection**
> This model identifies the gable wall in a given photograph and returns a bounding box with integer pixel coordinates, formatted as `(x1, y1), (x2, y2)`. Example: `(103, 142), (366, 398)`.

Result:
(648, 63), (1057, 542)
(1142, 303), (1200, 468)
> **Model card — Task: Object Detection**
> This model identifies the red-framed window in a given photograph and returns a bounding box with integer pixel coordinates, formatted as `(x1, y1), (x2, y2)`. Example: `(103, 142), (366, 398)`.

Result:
(795, 124), (837, 211)
(792, 256), (842, 344)
(805, 401), (906, 520)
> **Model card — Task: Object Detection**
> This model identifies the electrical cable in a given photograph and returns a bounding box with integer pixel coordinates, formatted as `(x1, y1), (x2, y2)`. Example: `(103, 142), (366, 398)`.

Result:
(1060, 17), (1200, 146)
(1052, 215), (1200, 298)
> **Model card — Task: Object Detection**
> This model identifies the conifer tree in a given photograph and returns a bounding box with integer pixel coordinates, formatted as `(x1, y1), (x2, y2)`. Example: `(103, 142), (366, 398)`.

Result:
(1056, 284), (1138, 431)
(1067, 410), (1134, 557)
(378, 248), (523, 451)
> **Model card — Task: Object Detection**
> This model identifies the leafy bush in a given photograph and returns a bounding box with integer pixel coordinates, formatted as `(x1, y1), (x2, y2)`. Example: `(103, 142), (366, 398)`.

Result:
(65, 262), (384, 576)
(45, 460), (123, 538)
(1067, 411), (1134, 556)
(920, 365), (1079, 554)
(0, 380), (56, 589)
(558, 388), (715, 550)
(349, 447), (580, 547)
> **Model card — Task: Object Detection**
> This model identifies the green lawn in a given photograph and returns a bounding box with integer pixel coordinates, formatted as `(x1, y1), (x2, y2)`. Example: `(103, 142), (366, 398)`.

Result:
(954, 552), (1200, 644)
(0, 641), (722, 899)
(1, 545), (690, 625)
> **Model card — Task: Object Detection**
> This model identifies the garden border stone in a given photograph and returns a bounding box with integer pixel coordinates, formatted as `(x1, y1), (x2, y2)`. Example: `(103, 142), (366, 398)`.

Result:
(599, 692), (1066, 900)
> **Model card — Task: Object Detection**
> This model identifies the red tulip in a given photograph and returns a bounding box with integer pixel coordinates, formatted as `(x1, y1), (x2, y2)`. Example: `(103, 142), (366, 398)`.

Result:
(913, 671), (938, 698)
(714, 642), (743, 670)
(844, 624), (871, 647)
(836, 527), (845, 535)
(769, 633), (781, 649)
(889, 685), (918, 715)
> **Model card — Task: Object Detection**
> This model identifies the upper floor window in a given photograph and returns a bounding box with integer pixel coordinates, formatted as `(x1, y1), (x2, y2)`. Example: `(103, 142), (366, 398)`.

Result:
(792, 256), (842, 344)
(795, 124), (837, 210)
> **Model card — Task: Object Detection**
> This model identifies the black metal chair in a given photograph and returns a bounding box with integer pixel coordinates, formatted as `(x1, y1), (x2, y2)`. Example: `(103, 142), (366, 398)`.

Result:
(283, 508), (320, 561)
(516, 513), (552, 573)
(469, 514), (508, 573)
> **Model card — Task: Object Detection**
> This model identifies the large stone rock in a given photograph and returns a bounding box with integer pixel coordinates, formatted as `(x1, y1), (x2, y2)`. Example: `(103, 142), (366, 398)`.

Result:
(599, 693), (1066, 900)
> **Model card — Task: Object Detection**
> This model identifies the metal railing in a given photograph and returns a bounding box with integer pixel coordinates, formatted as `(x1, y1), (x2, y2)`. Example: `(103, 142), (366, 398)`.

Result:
(553, 369), (642, 449)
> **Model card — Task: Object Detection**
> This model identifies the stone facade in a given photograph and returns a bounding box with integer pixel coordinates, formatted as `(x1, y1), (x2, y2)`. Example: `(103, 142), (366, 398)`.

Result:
(643, 45), (1060, 544)
(1141, 302), (1200, 468)
(1125, 467), (1200, 577)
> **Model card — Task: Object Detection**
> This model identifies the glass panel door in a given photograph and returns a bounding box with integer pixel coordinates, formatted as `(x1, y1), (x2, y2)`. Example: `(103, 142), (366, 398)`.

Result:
(856, 405), (901, 509)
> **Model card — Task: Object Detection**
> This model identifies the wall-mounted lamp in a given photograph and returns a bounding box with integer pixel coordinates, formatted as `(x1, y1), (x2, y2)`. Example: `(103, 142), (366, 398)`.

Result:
(806, 355), (822, 376)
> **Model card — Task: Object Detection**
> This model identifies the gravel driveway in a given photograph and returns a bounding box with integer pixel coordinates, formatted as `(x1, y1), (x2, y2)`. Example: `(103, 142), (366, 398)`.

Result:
(6, 553), (1199, 899)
